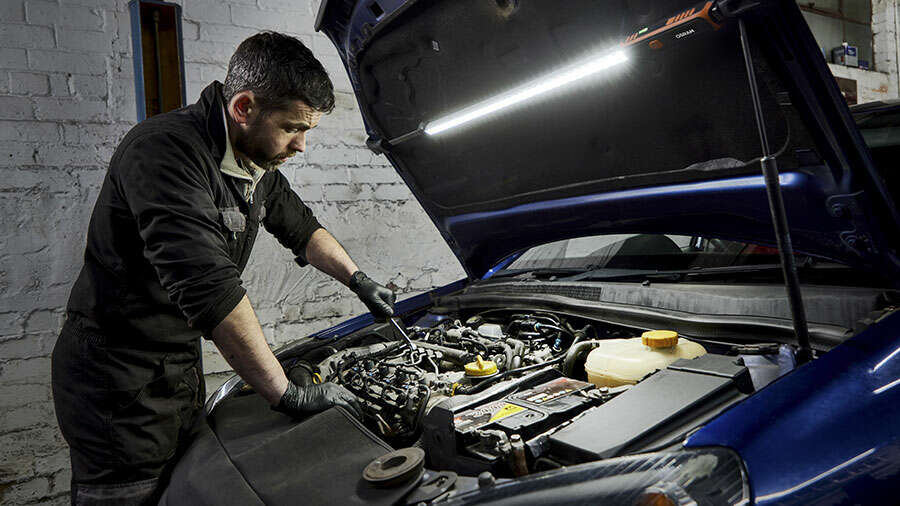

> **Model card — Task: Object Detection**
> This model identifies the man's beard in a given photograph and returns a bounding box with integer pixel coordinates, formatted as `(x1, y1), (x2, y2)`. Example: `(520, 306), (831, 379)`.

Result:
(234, 123), (293, 171)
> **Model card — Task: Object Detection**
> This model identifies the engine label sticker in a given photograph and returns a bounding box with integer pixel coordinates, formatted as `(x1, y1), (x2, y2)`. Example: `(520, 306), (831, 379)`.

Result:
(454, 401), (527, 433)
(490, 403), (526, 422)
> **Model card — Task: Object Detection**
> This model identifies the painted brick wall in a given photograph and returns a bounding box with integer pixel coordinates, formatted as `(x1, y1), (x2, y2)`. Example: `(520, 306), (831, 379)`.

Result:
(0, 0), (463, 503)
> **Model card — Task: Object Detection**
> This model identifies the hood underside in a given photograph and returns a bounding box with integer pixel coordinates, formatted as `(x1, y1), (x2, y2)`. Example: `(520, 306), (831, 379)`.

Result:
(317, 0), (900, 280)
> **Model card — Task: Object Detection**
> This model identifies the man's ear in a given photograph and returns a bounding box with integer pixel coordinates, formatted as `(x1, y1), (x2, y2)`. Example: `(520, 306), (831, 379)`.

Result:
(228, 91), (256, 125)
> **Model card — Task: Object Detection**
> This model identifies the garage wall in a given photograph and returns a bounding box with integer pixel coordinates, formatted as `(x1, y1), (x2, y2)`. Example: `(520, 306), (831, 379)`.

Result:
(0, 0), (463, 503)
(813, 0), (900, 104)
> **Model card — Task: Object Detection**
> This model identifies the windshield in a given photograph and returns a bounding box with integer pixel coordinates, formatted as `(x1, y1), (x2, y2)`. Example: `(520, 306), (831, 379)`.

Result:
(506, 234), (784, 272)
(853, 103), (900, 204)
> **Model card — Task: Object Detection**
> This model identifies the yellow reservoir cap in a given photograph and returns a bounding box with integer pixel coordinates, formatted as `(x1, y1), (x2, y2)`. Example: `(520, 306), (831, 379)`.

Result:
(642, 330), (679, 348)
(465, 355), (498, 377)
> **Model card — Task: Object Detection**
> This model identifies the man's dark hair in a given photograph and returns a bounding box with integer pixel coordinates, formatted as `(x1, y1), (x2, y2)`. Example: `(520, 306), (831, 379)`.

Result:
(224, 31), (335, 114)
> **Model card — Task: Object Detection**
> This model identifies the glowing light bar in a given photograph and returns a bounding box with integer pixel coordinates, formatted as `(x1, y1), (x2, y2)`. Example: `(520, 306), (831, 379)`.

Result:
(424, 50), (628, 136)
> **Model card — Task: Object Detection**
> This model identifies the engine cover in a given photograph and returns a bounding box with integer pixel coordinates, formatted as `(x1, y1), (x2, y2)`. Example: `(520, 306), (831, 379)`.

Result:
(549, 353), (752, 463)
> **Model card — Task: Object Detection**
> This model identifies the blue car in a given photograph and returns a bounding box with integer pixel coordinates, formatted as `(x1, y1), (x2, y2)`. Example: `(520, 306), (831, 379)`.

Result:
(163, 1), (900, 504)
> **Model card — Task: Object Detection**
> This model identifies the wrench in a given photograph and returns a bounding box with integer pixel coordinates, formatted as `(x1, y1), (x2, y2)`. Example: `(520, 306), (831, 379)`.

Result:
(389, 317), (418, 351)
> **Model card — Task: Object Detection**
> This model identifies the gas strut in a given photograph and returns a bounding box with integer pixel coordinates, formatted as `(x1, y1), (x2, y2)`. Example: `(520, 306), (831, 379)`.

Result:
(737, 18), (814, 364)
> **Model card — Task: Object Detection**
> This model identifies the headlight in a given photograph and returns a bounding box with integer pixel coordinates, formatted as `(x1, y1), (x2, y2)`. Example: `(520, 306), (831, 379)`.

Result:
(443, 447), (749, 506)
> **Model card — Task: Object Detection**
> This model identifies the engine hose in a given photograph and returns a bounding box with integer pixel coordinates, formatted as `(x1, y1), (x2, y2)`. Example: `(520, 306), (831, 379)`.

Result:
(563, 340), (606, 378)
(535, 323), (574, 339)
(506, 338), (525, 357)
(566, 324), (595, 351)
(475, 335), (515, 371)
(460, 330), (514, 368)
(512, 314), (560, 326)
(415, 341), (470, 364)
(496, 342), (515, 371)
(569, 331), (585, 350)
(459, 336), (490, 354)
(411, 387), (432, 430)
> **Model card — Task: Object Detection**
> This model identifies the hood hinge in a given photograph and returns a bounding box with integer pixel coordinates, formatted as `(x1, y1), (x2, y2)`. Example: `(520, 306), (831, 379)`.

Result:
(827, 192), (877, 256)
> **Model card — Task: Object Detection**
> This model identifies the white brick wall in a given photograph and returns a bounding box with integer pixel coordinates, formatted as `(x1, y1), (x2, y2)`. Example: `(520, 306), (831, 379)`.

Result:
(873, 0), (900, 96)
(0, 0), (463, 502)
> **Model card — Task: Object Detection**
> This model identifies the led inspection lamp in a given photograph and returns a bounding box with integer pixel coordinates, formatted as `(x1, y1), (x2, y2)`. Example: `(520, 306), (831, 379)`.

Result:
(382, 1), (728, 143)
(623, 1), (724, 53)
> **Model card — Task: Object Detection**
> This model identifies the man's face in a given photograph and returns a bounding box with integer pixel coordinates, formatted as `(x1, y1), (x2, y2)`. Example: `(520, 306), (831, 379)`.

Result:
(234, 99), (323, 171)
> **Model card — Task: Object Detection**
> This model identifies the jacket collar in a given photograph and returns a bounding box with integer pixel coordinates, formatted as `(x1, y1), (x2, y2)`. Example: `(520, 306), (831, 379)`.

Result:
(199, 81), (228, 163)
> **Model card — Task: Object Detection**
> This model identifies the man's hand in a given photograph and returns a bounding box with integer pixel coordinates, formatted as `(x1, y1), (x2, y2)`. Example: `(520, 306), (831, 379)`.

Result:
(273, 381), (364, 420)
(349, 271), (395, 320)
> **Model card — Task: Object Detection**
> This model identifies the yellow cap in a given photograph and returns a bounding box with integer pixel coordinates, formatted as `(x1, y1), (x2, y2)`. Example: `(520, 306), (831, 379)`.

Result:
(465, 355), (498, 377)
(642, 330), (679, 348)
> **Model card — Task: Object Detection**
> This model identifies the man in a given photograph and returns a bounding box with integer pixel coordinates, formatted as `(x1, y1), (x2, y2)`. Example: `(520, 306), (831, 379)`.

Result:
(51, 32), (395, 504)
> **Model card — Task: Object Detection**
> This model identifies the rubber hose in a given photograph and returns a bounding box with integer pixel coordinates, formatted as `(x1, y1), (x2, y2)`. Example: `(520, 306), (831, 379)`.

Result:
(416, 341), (469, 364)
(506, 338), (525, 357)
(563, 340), (606, 378)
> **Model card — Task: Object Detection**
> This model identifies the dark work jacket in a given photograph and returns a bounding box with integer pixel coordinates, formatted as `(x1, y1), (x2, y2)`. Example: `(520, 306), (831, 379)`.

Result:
(68, 80), (322, 346)
(53, 82), (322, 478)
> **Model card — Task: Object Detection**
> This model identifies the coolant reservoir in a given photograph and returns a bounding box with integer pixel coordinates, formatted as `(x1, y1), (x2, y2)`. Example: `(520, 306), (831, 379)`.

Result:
(584, 330), (706, 387)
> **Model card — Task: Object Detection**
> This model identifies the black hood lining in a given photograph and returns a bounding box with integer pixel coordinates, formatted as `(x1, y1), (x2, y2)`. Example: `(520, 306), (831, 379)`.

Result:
(355, 0), (818, 215)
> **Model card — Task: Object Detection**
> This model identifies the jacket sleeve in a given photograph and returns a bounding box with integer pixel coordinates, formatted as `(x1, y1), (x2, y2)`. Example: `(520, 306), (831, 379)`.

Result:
(262, 170), (324, 267)
(113, 132), (246, 336)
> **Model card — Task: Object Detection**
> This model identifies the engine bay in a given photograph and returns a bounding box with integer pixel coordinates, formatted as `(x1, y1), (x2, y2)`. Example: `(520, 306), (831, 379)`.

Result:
(274, 309), (795, 478)
(314, 312), (587, 439)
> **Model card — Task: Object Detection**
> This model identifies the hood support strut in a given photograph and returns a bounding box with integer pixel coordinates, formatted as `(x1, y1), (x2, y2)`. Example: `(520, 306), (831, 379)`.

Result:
(738, 18), (813, 364)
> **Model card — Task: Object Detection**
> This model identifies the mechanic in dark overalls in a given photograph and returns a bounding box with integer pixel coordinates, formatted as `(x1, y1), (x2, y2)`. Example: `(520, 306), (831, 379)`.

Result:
(51, 32), (393, 505)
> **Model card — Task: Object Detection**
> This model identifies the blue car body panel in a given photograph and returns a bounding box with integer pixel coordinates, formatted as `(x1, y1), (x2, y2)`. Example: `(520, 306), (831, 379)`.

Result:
(686, 310), (900, 504)
(446, 172), (837, 277)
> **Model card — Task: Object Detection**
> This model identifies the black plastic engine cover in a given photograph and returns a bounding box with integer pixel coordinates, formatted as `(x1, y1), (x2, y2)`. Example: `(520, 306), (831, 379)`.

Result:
(549, 353), (750, 463)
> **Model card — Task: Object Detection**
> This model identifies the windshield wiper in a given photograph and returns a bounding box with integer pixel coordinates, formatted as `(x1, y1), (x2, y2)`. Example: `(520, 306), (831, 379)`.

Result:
(489, 267), (593, 279)
(559, 264), (794, 283)
(493, 262), (846, 283)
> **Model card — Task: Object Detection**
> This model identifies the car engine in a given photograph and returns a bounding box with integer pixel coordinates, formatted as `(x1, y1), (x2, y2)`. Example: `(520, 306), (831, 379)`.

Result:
(314, 313), (583, 440)
(272, 308), (787, 478)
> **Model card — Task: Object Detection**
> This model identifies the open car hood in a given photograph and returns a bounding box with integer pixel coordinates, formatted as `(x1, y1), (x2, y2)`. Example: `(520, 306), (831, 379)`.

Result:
(316, 0), (900, 280)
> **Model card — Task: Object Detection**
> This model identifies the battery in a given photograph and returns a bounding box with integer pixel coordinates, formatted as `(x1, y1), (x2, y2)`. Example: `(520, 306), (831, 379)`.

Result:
(454, 377), (594, 441)
(421, 370), (597, 474)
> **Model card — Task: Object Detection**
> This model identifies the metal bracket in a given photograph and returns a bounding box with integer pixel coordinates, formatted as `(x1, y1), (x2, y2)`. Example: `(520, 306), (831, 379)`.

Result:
(826, 192), (876, 255)
(826, 191), (864, 219)
(365, 123), (426, 154)
(366, 136), (389, 155)
(404, 470), (458, 505)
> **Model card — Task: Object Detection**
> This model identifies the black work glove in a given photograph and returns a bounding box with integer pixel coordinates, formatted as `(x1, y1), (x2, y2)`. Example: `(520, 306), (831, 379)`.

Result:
(348, 271), (395, 321)
(273, 381), (364, 420)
